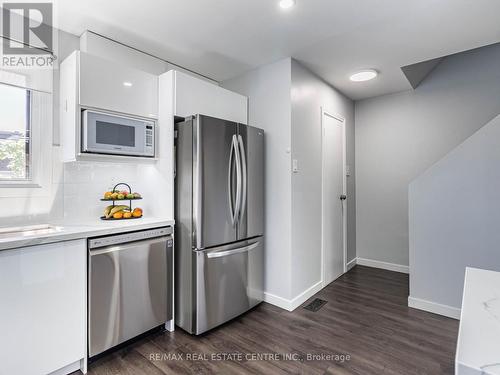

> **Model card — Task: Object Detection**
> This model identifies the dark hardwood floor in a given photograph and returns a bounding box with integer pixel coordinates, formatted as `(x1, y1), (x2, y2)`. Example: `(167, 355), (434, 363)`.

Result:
(81, 266), (459, 375)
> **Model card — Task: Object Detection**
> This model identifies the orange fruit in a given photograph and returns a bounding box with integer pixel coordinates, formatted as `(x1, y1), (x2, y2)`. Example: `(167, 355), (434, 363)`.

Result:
(132, 208), (142, 217)
(123, 212), (132, 219)
(113, 211), (124, 219)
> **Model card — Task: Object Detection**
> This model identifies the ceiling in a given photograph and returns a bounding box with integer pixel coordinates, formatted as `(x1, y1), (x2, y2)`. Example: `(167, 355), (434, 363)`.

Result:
(56, 0), (500, 100)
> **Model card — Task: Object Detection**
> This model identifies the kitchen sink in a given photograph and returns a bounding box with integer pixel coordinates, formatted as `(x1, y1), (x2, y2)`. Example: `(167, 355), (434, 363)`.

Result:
(0, 224), (63, 239)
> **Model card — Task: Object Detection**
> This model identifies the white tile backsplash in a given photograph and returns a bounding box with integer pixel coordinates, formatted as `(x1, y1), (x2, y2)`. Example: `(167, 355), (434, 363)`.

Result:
(61, 160), (172, 222)
(63, 161), (142, 185)
(0, 149), (173, 228)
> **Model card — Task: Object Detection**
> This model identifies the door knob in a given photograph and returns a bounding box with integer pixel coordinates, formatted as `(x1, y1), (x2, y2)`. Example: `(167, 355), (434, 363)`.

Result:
(340, 195), (347, 200)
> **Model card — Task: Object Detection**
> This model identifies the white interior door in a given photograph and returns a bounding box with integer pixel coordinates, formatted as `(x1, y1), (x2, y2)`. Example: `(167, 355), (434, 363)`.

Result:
(322, 111), (346, 286)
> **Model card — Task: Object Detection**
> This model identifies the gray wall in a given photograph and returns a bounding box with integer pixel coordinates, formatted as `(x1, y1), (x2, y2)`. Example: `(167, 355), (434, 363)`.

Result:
(224, 58), (355, 303)
(409, 114), (500, 309)
(290, 60), (356, 296)
(355, 43), (500, 266)
(223, 59), (294, 300)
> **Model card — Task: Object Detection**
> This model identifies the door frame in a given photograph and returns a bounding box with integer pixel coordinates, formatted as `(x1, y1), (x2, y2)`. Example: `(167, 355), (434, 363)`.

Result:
(320, 108), (347, 287)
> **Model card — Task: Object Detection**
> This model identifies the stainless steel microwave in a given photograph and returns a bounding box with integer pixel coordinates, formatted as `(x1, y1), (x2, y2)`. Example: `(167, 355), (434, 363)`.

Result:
(81, 110), (155, 157)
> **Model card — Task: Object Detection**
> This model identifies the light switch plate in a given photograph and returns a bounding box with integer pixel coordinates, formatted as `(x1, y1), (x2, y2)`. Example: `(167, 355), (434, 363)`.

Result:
(346, 165), (351, 177)
(292, 159), (299, 173)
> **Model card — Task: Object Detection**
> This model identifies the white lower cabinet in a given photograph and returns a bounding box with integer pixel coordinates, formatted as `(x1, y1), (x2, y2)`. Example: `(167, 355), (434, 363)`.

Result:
(0, 240), (86, 375)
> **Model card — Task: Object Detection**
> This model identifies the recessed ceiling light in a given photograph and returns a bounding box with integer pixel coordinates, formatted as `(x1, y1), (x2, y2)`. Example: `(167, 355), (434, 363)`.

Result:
(123, 81), (133, 87)
(279, 0), (296, 10)
(349, 69), (378, 82)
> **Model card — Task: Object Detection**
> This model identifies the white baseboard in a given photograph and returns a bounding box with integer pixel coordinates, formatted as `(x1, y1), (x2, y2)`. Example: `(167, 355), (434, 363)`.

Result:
(356, 257), (409, 274)
(408, 296), (461, 319)
(263, 292), (292, 311)
(346, 258), (357, 271)
(289, 281), (323, 311)
(264, 280), (323, 312)
(264, 257), (408, 312)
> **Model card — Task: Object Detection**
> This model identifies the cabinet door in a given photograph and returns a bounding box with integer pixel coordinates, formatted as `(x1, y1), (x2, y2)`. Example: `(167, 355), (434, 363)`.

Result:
(0, 240), (86, 375)
(79, 52), (158, 119)
(174, 71), (247, 124)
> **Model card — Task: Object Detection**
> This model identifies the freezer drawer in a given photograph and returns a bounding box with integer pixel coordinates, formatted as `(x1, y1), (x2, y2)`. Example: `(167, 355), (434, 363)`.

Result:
(89, 236), (173, 357)
(194, 236), (264, 334)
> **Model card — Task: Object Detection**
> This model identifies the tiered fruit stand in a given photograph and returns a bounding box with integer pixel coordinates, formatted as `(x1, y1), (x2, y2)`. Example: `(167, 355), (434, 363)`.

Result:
(100, 183), (143, 220)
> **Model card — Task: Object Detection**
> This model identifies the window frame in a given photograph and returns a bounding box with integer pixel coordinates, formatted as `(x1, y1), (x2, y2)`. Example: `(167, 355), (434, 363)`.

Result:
(0, 84), (36, 186)
(0, 83), (51, 191)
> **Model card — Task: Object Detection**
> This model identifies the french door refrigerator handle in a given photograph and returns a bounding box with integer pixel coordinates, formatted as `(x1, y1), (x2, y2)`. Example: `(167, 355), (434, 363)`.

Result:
(227, 135), (241, 226)
(234, 135), (242, 224)
(237, 134), (247, 223)
(227, 136), (236, 225)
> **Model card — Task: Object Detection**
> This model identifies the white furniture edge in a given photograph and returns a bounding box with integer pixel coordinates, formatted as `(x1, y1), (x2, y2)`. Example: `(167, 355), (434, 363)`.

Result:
(454, 267), (500, 375)
(455, 268), (468, 375)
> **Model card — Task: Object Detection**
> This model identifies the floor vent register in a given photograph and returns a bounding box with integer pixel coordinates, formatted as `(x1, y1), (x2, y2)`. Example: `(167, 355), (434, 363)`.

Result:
(303, 298), (327, 312)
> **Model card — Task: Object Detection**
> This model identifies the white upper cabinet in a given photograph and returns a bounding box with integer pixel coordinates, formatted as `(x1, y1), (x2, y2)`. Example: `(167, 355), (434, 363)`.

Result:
(173, 71), (247, 124)
(60, 51), (159, 162)
(79, 52), (158, 119)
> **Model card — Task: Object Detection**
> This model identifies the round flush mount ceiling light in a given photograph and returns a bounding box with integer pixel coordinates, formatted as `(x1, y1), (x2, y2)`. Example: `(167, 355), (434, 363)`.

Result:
(279, 0), (296, 10)
(349, 69), (378, 82)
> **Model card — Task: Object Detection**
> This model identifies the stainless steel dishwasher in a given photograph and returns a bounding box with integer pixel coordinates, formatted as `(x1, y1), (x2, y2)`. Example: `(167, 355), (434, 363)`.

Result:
(88, 227), (173, 357)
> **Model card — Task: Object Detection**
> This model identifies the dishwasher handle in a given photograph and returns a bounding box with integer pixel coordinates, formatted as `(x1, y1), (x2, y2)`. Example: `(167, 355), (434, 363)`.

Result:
(88, 227), (172, 250)
(90, 236), (172, 256)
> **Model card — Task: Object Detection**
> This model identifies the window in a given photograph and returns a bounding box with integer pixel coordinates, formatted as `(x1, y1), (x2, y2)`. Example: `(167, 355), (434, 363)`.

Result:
(0, 83), (31, 181)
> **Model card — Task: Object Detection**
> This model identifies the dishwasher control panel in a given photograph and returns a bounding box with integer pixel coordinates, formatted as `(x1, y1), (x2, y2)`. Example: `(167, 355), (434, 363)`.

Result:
(88, 226), (173, 249)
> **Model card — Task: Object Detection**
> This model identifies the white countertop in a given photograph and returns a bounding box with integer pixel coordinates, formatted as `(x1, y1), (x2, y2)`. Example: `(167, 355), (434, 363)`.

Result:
(456, 267), (500, 375)
(0, 217), (174, 251)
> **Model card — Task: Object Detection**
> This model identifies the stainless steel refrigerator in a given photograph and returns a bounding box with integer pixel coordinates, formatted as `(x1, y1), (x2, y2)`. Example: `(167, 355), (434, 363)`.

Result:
(174, 114), (264, 335)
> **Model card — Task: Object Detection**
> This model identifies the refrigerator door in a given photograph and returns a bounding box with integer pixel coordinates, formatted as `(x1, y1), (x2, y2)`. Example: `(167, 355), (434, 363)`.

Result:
(194, 115), (238, 249)
(194, 236), (264, 334)
(237, 124), (264, 240)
